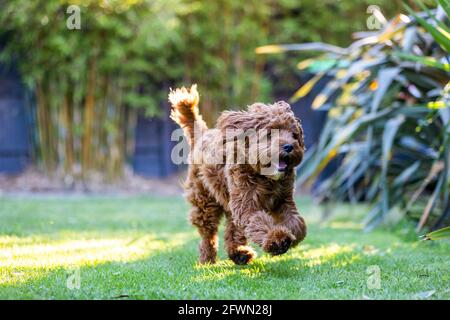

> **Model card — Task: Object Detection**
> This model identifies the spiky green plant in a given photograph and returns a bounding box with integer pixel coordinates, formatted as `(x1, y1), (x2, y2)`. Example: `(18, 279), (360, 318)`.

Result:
(257, 1), (450, 231)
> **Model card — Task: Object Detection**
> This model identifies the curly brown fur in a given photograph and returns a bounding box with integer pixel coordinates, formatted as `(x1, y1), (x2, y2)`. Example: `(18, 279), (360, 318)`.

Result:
(169, 85), (307, 265)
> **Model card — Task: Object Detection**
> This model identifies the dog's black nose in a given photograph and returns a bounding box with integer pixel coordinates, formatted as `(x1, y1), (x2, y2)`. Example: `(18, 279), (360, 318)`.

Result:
(283, 144), (293, 153)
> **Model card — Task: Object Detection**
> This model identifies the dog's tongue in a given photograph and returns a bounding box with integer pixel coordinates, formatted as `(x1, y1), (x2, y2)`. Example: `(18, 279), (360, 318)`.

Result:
(277, 160), (287, 171)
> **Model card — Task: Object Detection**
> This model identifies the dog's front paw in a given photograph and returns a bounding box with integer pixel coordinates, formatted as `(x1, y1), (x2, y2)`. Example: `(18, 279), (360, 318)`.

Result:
(229, 246), (256, 265)
(263, 227), (295, 256)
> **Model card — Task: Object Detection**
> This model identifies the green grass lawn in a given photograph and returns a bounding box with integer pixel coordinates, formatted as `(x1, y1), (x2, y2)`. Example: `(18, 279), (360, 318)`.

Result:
(0, 195), (448, 299)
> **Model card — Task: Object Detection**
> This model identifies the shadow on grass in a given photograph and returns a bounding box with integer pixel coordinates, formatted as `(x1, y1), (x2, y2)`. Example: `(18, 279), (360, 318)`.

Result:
(193, 242), (363, 281)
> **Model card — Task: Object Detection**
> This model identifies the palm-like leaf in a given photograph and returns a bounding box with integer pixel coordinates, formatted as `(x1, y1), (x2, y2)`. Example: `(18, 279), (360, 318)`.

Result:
(257, 0), (450, 231)
(422, 225), (450, 240)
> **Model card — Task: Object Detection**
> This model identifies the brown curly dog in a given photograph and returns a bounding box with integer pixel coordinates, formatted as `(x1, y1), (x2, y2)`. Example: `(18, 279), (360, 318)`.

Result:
(168, 85), (307, 265)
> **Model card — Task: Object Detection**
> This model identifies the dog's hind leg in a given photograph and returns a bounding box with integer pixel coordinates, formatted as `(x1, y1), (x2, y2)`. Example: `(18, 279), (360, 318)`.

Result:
(224, 216), (256, 265)
(189, 203), (222, 264)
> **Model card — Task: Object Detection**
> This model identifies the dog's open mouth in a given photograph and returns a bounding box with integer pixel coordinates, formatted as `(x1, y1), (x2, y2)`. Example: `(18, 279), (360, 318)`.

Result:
(276, 160), (288, 172)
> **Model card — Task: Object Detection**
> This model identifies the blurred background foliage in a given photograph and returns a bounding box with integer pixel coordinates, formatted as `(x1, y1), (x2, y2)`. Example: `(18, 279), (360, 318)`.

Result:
(0, 0), (402, 180)
(258, 0), (450, 231)
(0, 0), (448, 233)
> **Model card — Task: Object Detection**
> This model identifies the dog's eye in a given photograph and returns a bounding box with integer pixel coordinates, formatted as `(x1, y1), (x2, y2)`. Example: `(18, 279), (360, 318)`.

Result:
(292, 132), (298, 139)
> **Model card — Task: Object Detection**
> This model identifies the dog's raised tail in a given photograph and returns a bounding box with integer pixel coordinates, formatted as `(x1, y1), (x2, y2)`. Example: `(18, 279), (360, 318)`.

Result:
(168, 84), (207, 146)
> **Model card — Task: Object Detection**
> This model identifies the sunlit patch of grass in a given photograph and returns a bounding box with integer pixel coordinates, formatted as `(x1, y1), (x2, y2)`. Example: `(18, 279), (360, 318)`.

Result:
(327, 221), (364, 230)
(0, 232), (194, 285)
(299, 243), (355, 266)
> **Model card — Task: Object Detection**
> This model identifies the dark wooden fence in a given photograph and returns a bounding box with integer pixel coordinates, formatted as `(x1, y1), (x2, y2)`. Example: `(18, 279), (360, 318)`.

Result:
(0, 62), (30, 174)
(132, 109), (183, 177)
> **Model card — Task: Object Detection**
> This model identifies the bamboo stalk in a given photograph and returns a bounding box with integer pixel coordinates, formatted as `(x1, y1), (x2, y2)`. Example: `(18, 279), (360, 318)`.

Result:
(47, 79), (59, 173)
(63, 86), (74, 174)
(108, 80), (124, 181)
(82, 56), (97, 178)
(35, 81), (48, 171)
(35, 80), (56, 173)
(95, 75), (109, 171)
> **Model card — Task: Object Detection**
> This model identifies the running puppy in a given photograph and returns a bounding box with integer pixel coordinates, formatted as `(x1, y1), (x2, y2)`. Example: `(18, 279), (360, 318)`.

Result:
(168, 85), (307, 265)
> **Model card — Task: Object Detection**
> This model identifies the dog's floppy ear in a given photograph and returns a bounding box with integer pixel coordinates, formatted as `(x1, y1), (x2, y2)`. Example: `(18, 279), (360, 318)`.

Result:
(274, 101), (305, 150)
(295, 117), (305, 150)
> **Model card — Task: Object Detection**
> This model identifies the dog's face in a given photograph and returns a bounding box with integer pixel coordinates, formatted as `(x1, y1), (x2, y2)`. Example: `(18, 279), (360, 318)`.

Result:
(217, 101), (305, 178)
